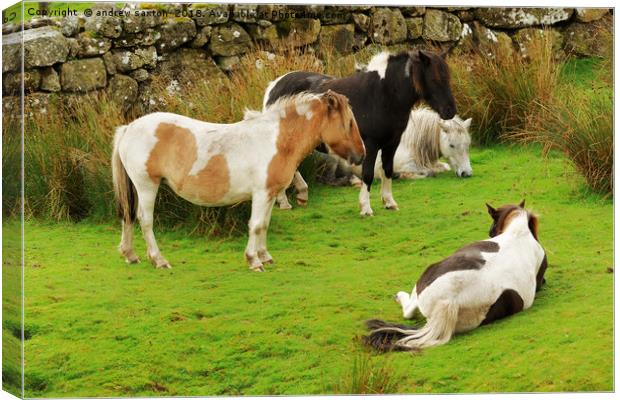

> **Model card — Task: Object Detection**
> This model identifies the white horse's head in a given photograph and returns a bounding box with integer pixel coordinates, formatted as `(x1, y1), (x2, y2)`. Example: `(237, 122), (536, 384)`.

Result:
(439, 117), (473, 178)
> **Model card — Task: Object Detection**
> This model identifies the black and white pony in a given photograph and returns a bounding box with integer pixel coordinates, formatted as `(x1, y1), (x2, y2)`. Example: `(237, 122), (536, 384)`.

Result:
(262, 50), (457, 216)
(364, 201), (548, 351)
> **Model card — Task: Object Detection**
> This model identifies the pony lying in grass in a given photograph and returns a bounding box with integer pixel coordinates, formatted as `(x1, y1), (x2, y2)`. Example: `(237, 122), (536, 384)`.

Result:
(112, 91), (365, 271)
(364, 201), (548, 351)
(377, 108), (472, 179)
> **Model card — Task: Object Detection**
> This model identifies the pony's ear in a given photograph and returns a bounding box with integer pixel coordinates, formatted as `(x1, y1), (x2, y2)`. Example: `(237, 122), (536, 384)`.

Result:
(486, 203), (497, 217)
(418, 50), (431, 65)
(439, 48), (449, 60)
(439, 120), (451, 132)
(463, 118), (472, 129)
(519, 199), (526, 208)
(324, 90), (340, 113)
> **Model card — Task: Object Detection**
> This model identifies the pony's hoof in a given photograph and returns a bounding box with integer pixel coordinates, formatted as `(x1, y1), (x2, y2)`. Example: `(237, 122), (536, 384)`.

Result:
(360, 210), (374, 217)
(156, 262), (172, 269)
(250, 265), (265, 272)
(125, 255), (140, 264)
(395, 291), (409, 305)
(382, 198), (399, 210)
(279, 202), (293, 210)
(258, 251), (274, 264)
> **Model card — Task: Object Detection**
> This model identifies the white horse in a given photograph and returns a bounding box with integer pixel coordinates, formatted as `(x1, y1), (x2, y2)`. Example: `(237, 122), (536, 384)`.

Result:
(381, 107), (472, 179)
(112, 91), (365, 271)
(364, 201), (548, 351)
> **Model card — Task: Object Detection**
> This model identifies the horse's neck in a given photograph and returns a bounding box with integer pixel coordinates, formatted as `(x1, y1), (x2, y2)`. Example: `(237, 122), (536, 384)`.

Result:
(383, 60), (417, 110)
(502, 214), (533, 239)
(277, 116), (322, 167)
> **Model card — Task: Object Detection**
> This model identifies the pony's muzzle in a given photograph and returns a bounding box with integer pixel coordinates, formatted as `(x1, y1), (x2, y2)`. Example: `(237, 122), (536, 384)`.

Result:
(349, 153), (364, 166)
(458, 170), (473, 178)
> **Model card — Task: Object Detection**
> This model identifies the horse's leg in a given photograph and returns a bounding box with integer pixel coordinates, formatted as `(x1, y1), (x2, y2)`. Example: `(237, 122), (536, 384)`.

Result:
(292, 171), (309, 206)
(436, 161), (451, 172)
(379, 144), (399, 210)
(257, 198), (276, 265)
(119, 220), (140, 264)
(359, 144), (379, 216)
(276, 189), (293, 210)
(135, 180), (170, 269)
(395, 290), (419, 319)
(246, 192), (274, 271)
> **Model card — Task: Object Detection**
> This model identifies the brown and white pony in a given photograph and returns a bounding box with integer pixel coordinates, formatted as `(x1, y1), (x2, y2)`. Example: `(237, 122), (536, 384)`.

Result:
(112, 91), (364, 271)
(364, 201), (548, 351)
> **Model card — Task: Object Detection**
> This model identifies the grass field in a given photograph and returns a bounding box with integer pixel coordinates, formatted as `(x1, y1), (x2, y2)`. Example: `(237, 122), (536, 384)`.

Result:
(11, 144), (612, 396)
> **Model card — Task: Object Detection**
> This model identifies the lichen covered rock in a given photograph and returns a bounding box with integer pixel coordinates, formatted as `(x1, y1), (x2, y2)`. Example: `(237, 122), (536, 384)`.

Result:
(3, 26), (69, 72)
(564, 18), (612, 57)
(574, 8), (608, 23)
(474, 8), (573, 29)
(60, 58), (107, 92)
(369, 8), (407, 45)
(319, 24), (355, 54)
(514, 28), (563, 58)
(209, 23), (252, 56)
(84, 9), (122, 38)
(40, 67), (61, 92)
(3, 70), (41, 94)
(156, 48), (225, 85)
(406, 17), (424, 40)
(77, 32), (112, 57)
(278, 18), (321, 47)
(423, 9), (462, 42)
(107, 74), (138, 110)
(156, 17), (197, 52)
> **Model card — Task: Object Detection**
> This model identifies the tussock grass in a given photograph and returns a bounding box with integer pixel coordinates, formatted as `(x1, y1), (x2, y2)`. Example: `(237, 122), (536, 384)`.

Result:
(449, 29), (612, 195)
(331, 353), (399, 394)
(449, 30), (563, 145)
(516, 86), (613, 195)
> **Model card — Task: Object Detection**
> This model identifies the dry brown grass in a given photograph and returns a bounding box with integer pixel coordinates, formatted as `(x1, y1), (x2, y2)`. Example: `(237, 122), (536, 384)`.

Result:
(449, 30), (563, 144)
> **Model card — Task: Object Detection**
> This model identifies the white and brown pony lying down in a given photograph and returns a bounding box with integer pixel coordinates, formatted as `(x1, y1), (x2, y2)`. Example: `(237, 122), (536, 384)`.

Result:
(275, 108), (472, 209)
(364, 201), (548, 351)
(112, 91), (364, 271)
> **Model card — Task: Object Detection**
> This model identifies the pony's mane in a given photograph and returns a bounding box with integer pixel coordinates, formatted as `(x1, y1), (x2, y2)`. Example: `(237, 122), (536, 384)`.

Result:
(364, 51), (411, 74)
(365, 51), (391, 73)
(267, 91), (322, 112)
(243, 92), (322, 121)
(405, 107), (442, 169)
(528, 212), (539, 241)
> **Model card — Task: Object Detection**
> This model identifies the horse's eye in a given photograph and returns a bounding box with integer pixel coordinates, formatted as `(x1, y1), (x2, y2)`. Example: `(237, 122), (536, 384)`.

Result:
(450, 144), (455, 148)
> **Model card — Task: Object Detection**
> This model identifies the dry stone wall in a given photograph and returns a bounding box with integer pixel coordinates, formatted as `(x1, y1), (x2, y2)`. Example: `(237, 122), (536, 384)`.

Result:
(2, 4), (611, 113)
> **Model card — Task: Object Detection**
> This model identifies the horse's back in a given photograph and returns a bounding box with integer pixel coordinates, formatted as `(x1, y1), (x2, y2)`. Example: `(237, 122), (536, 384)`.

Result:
(265, 71), (332, 107)
(416, 235), (541, 314)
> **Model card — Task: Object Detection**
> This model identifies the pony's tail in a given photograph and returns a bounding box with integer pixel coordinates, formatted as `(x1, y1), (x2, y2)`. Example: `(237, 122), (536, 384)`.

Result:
(111, 125), (137, 224)
(363, 301), (458, 352)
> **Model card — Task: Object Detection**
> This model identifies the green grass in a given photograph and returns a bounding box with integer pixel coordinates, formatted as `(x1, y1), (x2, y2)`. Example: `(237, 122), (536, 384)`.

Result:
(15, 145), (612, 396)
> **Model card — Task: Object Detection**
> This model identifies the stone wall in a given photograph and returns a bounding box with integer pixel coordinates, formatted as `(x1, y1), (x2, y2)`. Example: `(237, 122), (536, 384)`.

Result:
(2, 4), (611, 113)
